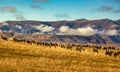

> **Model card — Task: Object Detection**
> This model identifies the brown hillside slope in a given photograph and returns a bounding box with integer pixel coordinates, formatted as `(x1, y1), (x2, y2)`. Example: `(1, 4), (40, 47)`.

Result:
(0, 40), (120, 72)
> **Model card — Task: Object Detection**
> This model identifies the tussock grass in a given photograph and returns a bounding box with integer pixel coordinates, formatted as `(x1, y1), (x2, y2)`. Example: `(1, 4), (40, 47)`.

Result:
(0, 40), (120, 72)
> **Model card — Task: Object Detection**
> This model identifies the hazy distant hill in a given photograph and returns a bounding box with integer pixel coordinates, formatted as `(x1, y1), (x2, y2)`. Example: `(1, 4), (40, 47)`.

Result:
(0, 19), (120, 44)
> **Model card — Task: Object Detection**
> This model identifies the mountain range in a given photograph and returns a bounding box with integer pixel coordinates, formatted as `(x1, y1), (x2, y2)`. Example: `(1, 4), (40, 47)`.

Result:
(0, 19), (120, 44)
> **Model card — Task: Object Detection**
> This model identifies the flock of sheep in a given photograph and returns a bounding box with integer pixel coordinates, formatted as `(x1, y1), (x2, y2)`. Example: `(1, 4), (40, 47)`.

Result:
(1, 35), (120, 57)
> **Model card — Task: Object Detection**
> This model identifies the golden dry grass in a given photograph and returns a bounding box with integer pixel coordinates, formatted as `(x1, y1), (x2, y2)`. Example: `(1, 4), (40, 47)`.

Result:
(0, 40), (120, 72)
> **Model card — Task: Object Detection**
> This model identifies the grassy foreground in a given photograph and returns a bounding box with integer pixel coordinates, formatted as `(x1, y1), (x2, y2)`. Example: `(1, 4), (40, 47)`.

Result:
(0, 40), (120, 72)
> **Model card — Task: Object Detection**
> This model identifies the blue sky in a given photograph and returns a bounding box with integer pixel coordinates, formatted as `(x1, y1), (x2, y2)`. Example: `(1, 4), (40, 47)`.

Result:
(0, 0), (120, 22)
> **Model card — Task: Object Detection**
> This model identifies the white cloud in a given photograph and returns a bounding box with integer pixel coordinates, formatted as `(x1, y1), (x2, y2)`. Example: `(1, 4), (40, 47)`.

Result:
(58, 26), (69, 33)
(57, 26), (118, 36)
(106, 29), (118, 35)
(58, 26), (98, 36)
(77, 27), (98, 36)
(16, 25), (22, 29)
(33, 24), (55, 33)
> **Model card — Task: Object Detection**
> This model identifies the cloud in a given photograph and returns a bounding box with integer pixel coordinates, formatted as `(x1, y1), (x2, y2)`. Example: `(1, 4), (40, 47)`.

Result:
(97, 6), (113, 12)
(77, 27), (98, 36)
(95, 5), (120, 13)
(57, 26), (118, 36)
(59, 26), (69, 33)
(112, 9), (120, 13)
(14, 14), (26, 21)
(0, 6), (17, 13)
(0, 6), (27, 20)
(106, 29), (118, 35)
(58, 26), (98, 36)
(98, 29), (118, 36)
(54, 14), (70, 19)
(30, 4), (43, 9)
(16, 25), (22, 30)
(33, 24), (55, 33)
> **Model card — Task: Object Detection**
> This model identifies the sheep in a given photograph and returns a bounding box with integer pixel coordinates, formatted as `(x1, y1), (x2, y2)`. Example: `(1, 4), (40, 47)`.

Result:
(93, 48), (98, 53)
(105, 50), (113, 56)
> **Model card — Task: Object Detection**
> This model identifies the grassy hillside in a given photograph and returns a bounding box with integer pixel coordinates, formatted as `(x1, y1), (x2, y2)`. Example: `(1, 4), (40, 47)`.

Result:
(0, 40), (120, 72)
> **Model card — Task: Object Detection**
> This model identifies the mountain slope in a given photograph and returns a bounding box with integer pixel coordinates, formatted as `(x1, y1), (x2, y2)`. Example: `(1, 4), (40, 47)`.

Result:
(0, 19), (120, 44)
(0, 40), (120, 72)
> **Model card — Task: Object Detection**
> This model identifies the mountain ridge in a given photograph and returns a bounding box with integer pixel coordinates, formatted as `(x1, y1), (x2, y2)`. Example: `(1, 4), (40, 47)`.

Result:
(0, 19), (120, 44)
